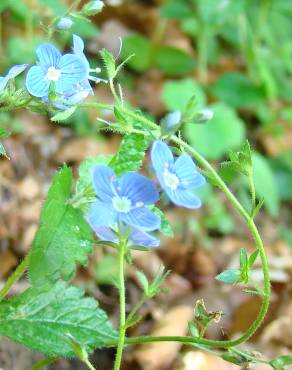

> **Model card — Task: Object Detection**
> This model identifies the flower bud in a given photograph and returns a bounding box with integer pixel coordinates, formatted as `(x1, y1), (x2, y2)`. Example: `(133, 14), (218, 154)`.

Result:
(194, 108), (213, 123)
(82, 1), (104, 16)
(161, 111), (182, 136)
(56, 17), (73, 30)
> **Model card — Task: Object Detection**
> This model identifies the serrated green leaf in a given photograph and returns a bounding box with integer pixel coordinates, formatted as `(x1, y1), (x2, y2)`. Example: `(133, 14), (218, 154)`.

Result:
(0, 281), (117, 357)
(216, 269), (241, 284)
(100, 48), (116, 80)
(29, 166), (93, 287)
(51, 106), (77, 122)
(109, 133), (148, 176)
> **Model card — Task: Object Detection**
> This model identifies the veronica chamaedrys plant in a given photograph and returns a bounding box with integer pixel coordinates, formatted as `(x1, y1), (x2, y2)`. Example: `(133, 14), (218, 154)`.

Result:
(25, 43), (87, 98)
(91, 225), (160, 249)
(87, 165), (160, 231)
(0, 64), (28, 94)
(151, 140), (206, 208)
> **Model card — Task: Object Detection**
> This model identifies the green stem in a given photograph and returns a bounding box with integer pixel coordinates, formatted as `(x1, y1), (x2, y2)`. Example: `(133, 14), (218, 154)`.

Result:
(29, 357), (56, 370)
(0, 253), (31, 302)
(125, 296), (147, 328)
(248, 173), (256, 213)
(84, 358), (96, 370)
(79, 102), (113, 111)
(113, 237), (127, 370)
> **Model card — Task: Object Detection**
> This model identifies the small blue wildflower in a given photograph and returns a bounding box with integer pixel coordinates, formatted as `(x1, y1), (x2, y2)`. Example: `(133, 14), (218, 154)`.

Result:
(0, 64), (28, 94)
(151, 140), (206, 209)
(56, 17), (73, 30)
(25, 43), (87, 98)
(89, 224), (160, 249)
(87, 165), (160, 231)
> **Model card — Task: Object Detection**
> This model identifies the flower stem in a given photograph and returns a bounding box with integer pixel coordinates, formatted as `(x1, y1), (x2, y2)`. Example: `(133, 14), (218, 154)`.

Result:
(84, 358), (96, 370)
(0, 253), (31, 302)
(113, 237), (127, 370)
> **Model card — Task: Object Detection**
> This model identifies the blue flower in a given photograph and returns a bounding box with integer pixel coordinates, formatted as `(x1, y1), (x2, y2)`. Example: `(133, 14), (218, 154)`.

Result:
(25, 43), (87, 98)
(89, 224), (160, 249)
(0, 64), (28, 94)
(151, 140), (206, 209)
(87, 165), (160, 231)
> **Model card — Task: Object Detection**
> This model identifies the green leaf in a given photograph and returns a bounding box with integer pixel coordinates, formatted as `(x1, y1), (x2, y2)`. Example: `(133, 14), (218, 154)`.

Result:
(211, 72), (265, 108)
(270, 355), (292, 369)
(248, 250), (259, 268)
(216, 269), (241, 284)
(136, 270), (149, 294)
(95, 254), (119, 286)
(239, 248), (248, 271)
(162, 78), (206, 112)
(154, 46), (195, 76)
(0, 281), (117, 357)
(160, 1), (192, 20)
(121, 34), (151, 72)
(184, 103), (246, 159)
(29, 166), (93, 287)
(252, 152), (280, 217)
(100, 48), (116, 80)
(109, 133), (148, 176)
(51, 106), (77, 122)
(151, 206), (174, 237)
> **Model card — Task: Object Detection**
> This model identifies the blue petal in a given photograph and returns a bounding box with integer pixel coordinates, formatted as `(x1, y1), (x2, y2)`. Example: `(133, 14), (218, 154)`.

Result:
(92, 165), (116, 201)
(73, 34), (85, 54)
(174, 153), (206, 189)
(56, 54), (87, 92)
(0, 76), (9, 93)
(7, 64), (28, 78)
(87, 200), (117, 228)
(165, 188), (202, 209)
(90, 225), (118, 243)
(129, 227), (160, 248)
(25, 66), (49, 97)
(120, 207), (160, 231)
(120, 173), (159, 205)
(36, 44), (61, 69)
(151, 140), (174, 174)
(73, 34), (90, 71)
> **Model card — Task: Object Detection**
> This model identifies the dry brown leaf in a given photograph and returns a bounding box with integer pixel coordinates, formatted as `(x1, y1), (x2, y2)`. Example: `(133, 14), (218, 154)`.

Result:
(133, 305), (193, 370)
(261, 316), (292, 347)
(0, 250), (18, 278)
(173, 351), (240, 370)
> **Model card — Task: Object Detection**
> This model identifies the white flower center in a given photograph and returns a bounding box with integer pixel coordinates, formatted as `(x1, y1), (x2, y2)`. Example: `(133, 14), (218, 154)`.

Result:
(46, 66), (61, 81)
(112, 196), (131, 213)
(164, 168), (180, 190)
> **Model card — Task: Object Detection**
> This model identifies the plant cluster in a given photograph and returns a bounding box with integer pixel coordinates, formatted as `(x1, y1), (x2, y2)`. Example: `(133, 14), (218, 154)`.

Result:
(0, 1), (291, 370)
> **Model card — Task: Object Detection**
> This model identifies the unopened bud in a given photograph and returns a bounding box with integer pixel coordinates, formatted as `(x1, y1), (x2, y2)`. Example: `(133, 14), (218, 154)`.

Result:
(82, 1), (104, 16)
(56, 17), (73, 30)
(194, 109), (213, 123)
(161, 111), (182, 136)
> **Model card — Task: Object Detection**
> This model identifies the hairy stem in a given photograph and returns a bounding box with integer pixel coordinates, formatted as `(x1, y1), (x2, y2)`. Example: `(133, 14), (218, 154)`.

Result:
(113, 237), (127, 370)
(0, 253), (31, 302)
